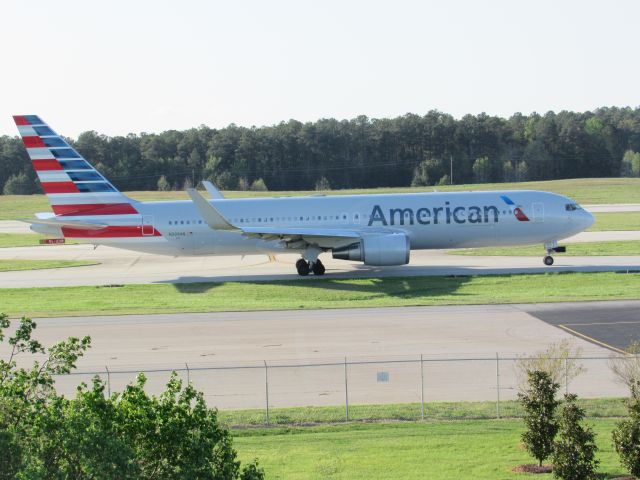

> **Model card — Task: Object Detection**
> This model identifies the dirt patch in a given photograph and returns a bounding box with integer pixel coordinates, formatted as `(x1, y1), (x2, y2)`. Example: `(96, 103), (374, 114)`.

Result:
(512, 464), (553, 474)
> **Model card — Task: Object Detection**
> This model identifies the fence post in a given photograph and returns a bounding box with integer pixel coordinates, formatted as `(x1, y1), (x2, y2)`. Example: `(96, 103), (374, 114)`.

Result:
(564, 357), (568, 395)
(105, 365), (111, 397)
(495, 353), (501, 419)
(420, 354), (425, 421)
(344, 357), (349, 422)
(185, 362), (190, 384)
(264, 360), (270, 425)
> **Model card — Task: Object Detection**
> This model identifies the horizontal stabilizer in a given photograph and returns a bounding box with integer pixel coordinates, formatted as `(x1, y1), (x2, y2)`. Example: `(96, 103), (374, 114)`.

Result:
(186, 188), (238, 231)
(19, 218), (107, 230)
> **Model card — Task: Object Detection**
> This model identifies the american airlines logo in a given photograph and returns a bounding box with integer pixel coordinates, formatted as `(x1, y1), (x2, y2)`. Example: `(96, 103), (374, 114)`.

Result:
(368, 195), (530, 227)
(368, 203), (500, 226)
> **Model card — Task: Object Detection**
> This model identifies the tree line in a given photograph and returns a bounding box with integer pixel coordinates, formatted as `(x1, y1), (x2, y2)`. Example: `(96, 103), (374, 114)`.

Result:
(2, 107), (640, 195)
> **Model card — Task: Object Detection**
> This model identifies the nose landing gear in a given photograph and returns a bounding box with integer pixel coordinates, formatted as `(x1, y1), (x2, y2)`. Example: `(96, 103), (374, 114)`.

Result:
(295, 258), (325, 276)
(542, 242), (566, 266)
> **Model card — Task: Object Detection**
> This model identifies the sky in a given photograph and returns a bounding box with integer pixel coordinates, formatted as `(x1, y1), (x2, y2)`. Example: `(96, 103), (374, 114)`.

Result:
(1, 0), (639, 137)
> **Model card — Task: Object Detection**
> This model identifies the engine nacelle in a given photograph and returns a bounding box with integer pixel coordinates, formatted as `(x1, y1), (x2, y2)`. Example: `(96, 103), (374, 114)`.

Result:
(332, 233), (410, 266)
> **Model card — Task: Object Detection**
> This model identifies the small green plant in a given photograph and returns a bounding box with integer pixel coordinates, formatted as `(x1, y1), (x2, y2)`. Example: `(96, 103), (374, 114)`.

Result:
(612, 381), (640, 478)
(552, 394), (599, 480)
(519, 370), (560, 466)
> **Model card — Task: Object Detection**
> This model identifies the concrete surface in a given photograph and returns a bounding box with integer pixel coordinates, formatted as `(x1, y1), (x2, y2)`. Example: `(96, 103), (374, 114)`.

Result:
(1, 303), (631, 409)
(525, 300), (640, 353)
(1, 237), (640, 288)
(584, 204), (640, 213)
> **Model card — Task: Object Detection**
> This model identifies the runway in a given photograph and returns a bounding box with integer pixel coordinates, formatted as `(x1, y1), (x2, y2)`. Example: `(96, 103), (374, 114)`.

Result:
(0, 233), (639, 288)
(2, 302), (632, 409)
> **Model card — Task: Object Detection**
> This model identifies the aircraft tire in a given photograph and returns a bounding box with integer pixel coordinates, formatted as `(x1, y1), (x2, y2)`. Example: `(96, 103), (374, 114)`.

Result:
(312, 260), (326, 276)
(296, 258), (310, 276)
(543, 255), (554, 266)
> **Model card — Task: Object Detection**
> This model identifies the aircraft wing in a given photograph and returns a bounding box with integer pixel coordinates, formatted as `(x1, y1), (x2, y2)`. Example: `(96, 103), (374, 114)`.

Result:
(187, 188), (366, 249)
(240, 226), (361, 249)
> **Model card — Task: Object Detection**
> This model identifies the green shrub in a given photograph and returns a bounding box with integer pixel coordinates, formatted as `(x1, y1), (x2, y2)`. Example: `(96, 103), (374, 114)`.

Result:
(519, 370), (560, 466)
(552, 394), (599, 480)
(612, 382), (640, 478)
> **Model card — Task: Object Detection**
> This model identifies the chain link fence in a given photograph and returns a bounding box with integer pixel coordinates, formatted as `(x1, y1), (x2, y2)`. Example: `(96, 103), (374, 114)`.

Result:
(53, 354), (632, 423)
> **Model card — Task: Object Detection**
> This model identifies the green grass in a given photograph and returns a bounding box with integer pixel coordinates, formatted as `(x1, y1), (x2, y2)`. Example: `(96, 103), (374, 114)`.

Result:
(232, 419), (629, 479)
(0, 259), (96, 272)
(1, 178), (639, 220)
(0, 233), (47, 247)
(0, 233), (77, 248)
(1, 272), (639, 317)
(589, 212), (640, 231)
(450, 241), (640, 257)
(218, 398), (627, 427)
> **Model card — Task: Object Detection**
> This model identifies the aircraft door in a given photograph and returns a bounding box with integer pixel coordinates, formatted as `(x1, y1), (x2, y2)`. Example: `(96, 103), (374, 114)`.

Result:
(532, 203), (544, 223)
(142, 215), (155, 235)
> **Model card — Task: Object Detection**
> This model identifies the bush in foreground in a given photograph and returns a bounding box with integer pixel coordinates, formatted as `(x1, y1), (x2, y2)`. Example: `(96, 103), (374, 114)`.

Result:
(519, 370), (560, 467)
(612, 381), (640, 478)
(0, 313), (263, 479)
(552, 394), (599, 480)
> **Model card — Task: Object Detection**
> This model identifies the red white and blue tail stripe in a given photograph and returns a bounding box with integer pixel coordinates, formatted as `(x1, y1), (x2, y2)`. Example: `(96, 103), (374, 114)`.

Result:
(13, 115), (138, 217)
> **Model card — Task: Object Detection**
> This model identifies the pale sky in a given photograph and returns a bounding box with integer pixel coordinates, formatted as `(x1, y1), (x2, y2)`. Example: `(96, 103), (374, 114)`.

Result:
(1, 0), (638, 137)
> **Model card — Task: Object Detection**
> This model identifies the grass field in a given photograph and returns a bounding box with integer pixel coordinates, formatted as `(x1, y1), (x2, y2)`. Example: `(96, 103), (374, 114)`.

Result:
(0, 233), (46, 247)
(1, 272), (639, 317)
(0, 259), (96, 272)
(589, 212), (640, 231)
(232, 419), (628, 479)
(1, 178), (639, 220)
(218, 398), (627, 427)
(450, 241), (640, 257)
(0, 233), (77, 248)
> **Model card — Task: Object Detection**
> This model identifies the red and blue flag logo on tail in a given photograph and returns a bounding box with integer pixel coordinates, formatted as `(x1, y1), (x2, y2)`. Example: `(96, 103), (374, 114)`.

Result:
(12, 115), (139, 217)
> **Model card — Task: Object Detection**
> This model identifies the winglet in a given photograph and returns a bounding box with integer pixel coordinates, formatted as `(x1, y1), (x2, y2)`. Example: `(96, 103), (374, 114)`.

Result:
(186, 188), (238, 231)
(201, 181), (225, 199)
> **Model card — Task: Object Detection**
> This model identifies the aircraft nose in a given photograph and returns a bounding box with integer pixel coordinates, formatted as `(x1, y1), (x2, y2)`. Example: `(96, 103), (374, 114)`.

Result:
(582, 210), (595, 230)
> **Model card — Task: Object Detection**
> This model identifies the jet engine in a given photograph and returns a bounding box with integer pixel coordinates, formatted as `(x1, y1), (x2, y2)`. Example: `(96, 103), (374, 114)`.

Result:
(332, 233), (410, 266)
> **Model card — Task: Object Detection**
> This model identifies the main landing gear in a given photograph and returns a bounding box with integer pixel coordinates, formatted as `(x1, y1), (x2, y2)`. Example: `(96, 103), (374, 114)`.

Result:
(543, 255), (554, 266)
(296, 258), (325, 276)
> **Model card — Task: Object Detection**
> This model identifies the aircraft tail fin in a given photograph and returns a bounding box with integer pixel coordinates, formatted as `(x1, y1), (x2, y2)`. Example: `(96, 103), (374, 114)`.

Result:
(13, 115), (138, 217)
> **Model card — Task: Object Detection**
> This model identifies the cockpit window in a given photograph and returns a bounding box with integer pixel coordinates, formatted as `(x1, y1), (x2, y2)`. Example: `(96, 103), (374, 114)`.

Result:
(565, 203), (581, 211)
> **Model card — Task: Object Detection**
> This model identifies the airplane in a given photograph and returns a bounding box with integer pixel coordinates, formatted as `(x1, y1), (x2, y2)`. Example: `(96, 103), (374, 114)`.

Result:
(13, 115), (595, 276)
